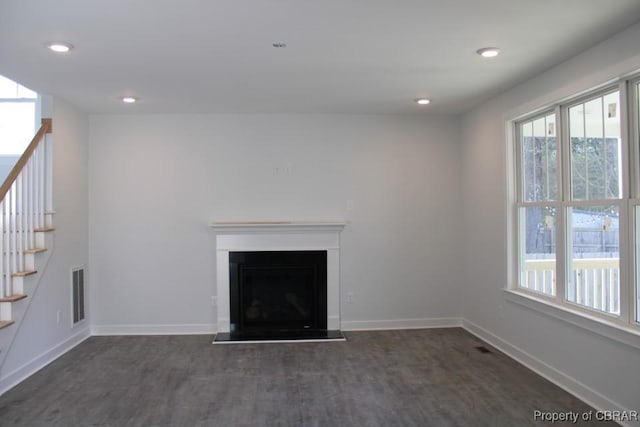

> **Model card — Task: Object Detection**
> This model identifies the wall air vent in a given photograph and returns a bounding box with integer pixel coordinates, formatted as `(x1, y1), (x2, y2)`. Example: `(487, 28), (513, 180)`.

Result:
(72, 267), (85, 324)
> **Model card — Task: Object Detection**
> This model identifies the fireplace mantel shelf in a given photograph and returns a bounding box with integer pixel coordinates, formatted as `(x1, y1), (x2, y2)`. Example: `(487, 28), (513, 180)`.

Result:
(211, 221), (347, 233)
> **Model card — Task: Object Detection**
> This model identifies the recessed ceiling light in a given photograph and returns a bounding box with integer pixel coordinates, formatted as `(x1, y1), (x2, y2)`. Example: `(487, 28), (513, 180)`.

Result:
(415, 98), (431, 105)
(121, 96), (137, 104)
(477, 47), (500, 58)
(46, 42), (73, 53)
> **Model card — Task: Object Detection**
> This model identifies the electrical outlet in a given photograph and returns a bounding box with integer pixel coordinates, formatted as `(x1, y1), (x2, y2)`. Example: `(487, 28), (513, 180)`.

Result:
(346, 292), (354, 304)
(56, 310), (61, 325)
(211, 296), (217, 307)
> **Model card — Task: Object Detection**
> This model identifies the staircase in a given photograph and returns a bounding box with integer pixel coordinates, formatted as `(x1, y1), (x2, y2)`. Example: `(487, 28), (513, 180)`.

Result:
(0, 119), (53, 367)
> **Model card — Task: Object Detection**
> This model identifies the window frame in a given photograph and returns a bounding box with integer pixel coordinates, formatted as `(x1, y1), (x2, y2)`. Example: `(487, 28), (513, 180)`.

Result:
(511, 79), (640, 331)
(515, 109), (561, 299)
(629, 76), (640, 323)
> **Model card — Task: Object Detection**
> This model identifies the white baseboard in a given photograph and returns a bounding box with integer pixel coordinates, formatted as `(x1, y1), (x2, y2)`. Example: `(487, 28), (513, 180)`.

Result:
(91, 323), (216, 336)
(91, 319), (462, 335)
(341, 317), (462, 331)
(0, 326), (91, 397)
(461, 319), (633, 424)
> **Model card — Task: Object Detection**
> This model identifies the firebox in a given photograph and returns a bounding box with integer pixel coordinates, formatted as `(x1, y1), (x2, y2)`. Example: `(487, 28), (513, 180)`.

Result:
(216, 250), (343, 341)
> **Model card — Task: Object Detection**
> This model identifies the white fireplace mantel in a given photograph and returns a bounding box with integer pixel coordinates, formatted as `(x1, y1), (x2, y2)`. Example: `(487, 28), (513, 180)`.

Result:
(211, 221), (346, 333)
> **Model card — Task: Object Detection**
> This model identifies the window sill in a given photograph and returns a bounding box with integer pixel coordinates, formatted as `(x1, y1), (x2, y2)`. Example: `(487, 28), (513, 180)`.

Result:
(503, 289), (640, 350)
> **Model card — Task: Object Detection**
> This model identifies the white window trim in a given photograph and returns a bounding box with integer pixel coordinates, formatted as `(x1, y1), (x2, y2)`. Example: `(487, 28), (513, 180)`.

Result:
(508, 77), (640, 338)
(503, 289), (640, 350)
(630, 76), (640, 324)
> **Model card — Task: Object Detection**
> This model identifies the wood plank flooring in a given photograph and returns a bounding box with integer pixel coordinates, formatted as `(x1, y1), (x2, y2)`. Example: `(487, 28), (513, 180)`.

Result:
(0, 328), (614, 426)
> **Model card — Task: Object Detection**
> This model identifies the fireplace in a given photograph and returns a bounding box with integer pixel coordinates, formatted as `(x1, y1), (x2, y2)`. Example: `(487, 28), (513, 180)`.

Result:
(211, 221), (346, 342)
(228, 251), (328, 339)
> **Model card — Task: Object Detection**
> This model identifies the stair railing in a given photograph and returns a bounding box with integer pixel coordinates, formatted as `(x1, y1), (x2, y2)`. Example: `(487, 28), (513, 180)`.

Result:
(0, 118), (52, 299)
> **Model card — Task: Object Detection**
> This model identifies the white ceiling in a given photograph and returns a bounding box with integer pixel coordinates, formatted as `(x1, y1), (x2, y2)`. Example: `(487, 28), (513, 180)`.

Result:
(1, 0), (640, 115)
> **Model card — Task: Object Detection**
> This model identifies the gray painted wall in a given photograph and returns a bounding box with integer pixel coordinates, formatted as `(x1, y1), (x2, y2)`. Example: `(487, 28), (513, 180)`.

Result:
(88, 114), (463, 332)
(0, 155), (19, 184)
(461, 22), (640, 415)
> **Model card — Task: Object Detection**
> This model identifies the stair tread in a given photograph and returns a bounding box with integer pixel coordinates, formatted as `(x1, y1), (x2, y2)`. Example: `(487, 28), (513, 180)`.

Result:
(34, 227), (55, 232)
(12, 270), (37, 277)
(0, 294), (27, 302)
(24, 248), (47, 254)
(0, 320), (15, 330)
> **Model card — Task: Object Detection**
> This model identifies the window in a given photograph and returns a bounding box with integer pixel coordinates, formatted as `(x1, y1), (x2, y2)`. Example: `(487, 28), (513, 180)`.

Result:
(517, 113), (558, 297)
(514, 80), (640, 329)
(0, 74), (38, 155)
(566, 90), (622, 316)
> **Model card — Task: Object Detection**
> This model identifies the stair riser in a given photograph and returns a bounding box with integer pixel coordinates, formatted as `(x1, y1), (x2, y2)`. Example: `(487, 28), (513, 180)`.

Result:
(0, 297), (28, 323)
(45, 213), (54, 229)
(11, 277), (25, 295)
(35, 232), (46, 249)
(25, 253), (35, 271)
(0, 303), (11, 321)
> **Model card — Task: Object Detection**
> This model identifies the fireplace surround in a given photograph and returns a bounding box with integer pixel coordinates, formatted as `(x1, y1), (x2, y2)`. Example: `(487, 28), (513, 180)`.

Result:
(211, 221), (346, 342)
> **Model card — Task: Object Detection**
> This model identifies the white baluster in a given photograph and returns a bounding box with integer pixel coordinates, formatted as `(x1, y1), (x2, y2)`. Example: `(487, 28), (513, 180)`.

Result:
(595, 269), (603, 311)
(0, 200), (4, 298)
(39, 142), (46, 228)
(45, 134), (53, 215)
(16, 175), (23, 273)
(10, 186), (17, 295)
(575, 270), (582, 305)
(33, 148), (40, 229)
(3, 198), (9, 297)
(608, 268), (612, 312)
(25, 160), (31, 249)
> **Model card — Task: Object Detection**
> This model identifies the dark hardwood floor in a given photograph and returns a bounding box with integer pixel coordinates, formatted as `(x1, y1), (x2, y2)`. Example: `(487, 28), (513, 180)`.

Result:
(0, 328), (613, 426)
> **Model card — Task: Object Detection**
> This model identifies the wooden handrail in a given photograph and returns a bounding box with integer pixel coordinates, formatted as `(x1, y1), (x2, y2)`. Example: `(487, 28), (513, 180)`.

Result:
(0, 118), (52, 202)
